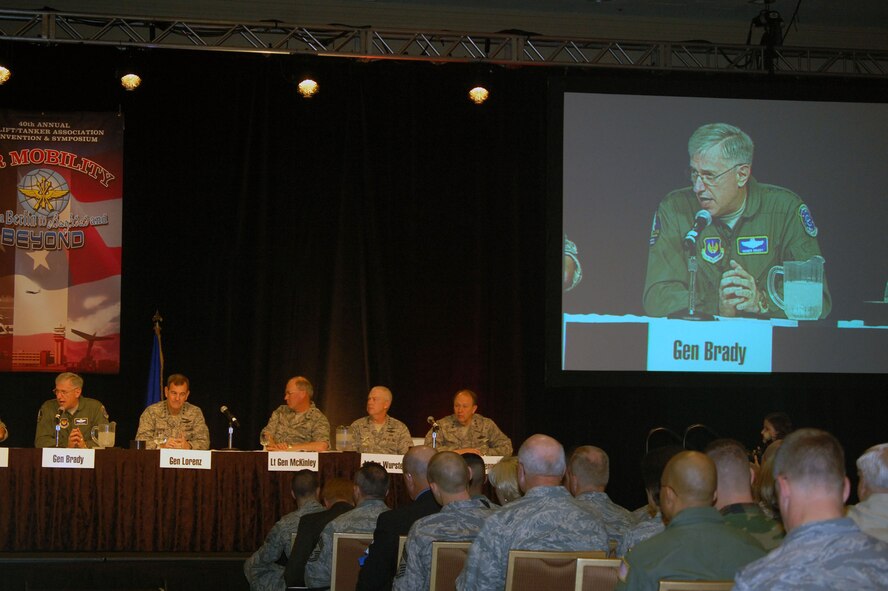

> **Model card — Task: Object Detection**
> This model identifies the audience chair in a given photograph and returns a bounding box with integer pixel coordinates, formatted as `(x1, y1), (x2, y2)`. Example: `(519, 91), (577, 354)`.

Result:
(658, 581), (734, 591)
(330, 532), (373, 591)
(429, 541), (472, 591)
(504, 550), (607, 591)
(573, 557), (622, 591)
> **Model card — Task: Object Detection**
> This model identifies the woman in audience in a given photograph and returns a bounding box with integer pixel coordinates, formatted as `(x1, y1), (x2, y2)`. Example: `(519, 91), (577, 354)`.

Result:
(488, 456), (522, 505)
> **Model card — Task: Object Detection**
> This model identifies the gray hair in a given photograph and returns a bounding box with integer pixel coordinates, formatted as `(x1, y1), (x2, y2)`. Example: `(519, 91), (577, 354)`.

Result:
(56, 372), (83, 389)
(518, 434), (566, 478)
(688, 123), (754, 167)
(857, 443), (888, 489)
(774, 428), (845, 494)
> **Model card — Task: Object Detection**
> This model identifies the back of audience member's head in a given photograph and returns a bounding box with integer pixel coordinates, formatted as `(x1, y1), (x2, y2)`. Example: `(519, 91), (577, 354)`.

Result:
(857, 443), (888, 500)
(321, 477), (355, 505)
(705, 438), (753, 496)
(774, 428), (845, 496)
(661, 451), (717, 507)
(518, 434), (566, 479)
(568, 445), (610, 490)
(641, 445), (683, 508)
(488, 456), (522, 504)
(754, 439), (782, 519)
(428, 451), (470, 495)
(291, 469), (320, 500)
(764, 412), (793, 441)
(462, 452), (486, 495)
(355, 461), (390, 499)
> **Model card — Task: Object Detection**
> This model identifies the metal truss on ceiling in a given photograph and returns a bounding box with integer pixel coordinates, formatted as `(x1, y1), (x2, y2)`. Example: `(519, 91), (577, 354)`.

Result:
(0, 8), (886, 78)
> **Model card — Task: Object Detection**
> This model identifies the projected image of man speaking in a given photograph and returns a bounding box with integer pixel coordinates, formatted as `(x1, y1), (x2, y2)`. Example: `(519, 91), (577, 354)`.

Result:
(643, 123), (831, 319)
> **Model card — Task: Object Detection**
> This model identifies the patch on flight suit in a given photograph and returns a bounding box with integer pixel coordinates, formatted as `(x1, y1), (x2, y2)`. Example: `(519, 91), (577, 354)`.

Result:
(74, 417), (88, 425)
(737, 235), (769, 254)
(60, 418), (69, 429)
(649, 212), (660, 246)
(798, 204), (818, 237)
(701, 237), (724, 263)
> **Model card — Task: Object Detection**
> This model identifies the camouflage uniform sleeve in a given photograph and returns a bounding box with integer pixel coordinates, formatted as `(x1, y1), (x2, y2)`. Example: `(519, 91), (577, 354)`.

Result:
(480, 418), (512, 456)
(261, 408), (281, 445)
(187, 405), (210, 450)
(245, 518), (289, 588)
(393, 527), (428, 591)
(349, 418), (367, 452)
(393, 419), (414, 455)
(135, 404), (160, 449)
(310, 409), (330, 446)
(304, 521), (334, 588)
(643, 200), (695, 317)
(456, 518), (506, 591)
(34, 400), (58, 448)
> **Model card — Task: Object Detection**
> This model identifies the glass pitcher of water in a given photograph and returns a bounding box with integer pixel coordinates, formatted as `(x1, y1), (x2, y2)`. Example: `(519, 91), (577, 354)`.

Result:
(767, 256), (825, 320)
(91, 421), (117, 448)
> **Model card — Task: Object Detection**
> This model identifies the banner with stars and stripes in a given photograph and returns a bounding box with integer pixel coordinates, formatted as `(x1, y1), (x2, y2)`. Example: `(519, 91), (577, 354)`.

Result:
(0, 111), (123, 373)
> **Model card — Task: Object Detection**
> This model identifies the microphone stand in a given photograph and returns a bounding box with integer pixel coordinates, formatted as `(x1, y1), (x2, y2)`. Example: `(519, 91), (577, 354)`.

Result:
(431, 424), (439, 449)
(225, 417), (237, 451)
(55, 413), (61, 447)
(667, 231), (714, 321)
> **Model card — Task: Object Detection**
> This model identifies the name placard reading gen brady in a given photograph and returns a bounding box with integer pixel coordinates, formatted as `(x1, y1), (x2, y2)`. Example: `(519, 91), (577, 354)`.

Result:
(160, 449), (212, 470)
(41, 448), (95, 469)
(267, 451), (319, 472)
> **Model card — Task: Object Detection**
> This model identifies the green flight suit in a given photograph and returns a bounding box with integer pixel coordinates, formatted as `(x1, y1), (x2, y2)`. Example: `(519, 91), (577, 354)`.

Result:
(643, 178), (831, 318)
(35, 397), (109, 448)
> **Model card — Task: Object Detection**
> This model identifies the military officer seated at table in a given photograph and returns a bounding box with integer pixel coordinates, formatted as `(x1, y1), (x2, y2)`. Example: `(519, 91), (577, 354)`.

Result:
(261, 376), (330, 451)
(135, 373), (210, 450)
(348, 386), (413, 455)
(35, 372), (109, 448)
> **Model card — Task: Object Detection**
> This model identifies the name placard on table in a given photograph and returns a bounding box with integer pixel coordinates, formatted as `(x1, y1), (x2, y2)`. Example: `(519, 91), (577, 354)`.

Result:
(647, 317), (772, 372)
(482, 456), (504, 472)
(0, 448), (8, 468)
(361, 453), (404, 473)
(160, 449), (212, 470)
(267, 451), (319, 471)
(41, 448), (95, 469)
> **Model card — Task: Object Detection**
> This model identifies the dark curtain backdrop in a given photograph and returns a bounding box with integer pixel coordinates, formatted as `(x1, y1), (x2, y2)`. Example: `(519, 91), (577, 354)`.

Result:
(0, 43), (885, 514)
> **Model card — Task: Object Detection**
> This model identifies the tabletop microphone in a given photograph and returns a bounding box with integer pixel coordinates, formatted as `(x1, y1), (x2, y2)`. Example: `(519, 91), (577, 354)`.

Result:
(220, 405), (240, 427)
(427, 416), (439, 429)
(55, 407), (63, 422)
(683, 209), (712, 249)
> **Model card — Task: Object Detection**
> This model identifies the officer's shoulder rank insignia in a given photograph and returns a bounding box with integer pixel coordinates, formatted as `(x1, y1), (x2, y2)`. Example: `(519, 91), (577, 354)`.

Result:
(798, 204), (818, 237)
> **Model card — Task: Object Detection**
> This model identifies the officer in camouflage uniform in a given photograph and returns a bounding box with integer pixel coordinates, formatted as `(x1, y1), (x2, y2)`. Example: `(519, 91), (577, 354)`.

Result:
(261, 376), (330, 451)
(567, 446), (634, 552)
(456, 435), (609, 591)
(135, 373), (210, 450)
(35, 372), (109, 448)
(643, 123), (831, 318)
(616, 452), (764, 591)
(734, 429), (888, 590)
(705, 438), (783, 550)
(348, 386), (413, 454)
(393, 452), (492, 591)
(243, 470), (325, 591)
(424, 390), (512, 456)
(304, 462), (390, 589)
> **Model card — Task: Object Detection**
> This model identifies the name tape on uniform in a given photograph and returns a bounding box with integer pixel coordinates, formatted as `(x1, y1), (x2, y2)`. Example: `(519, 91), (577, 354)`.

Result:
(160, 449), (212, 470)
(267, 451), (319, 472)
(41, 448), (95, 469)
(647, 317), (772, 372)
(0, 448), (8, 468)
(361, 453), (404, 473)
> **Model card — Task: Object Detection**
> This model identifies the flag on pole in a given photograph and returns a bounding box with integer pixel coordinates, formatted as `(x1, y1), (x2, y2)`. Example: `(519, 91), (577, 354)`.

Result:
(145, 311), (164, 407)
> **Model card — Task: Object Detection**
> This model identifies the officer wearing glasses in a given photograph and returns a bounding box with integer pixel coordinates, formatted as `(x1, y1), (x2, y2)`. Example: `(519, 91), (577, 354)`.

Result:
(643, 122), (831, 318)
(35, 372), (110, 448)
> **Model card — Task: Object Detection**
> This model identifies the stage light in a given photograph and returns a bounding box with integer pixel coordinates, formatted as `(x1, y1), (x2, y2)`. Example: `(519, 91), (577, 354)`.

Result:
(120, 72), (142, 91)
(468, 85), (489, 105)
(0, 65), (10, 85)
(297, 77), (319, 98)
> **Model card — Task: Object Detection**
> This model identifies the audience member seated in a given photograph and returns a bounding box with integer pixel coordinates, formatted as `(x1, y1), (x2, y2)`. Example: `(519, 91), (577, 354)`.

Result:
(393, 451), (493, 591)
(488, 456), (522, 505)
(616, 451), (764, 591)
(753, 440), (782, 520)
(620, 445), (682, 556)
(734, 429), (888, 590)
(261, 376), (330, 451)
(305, 462), (391, 589)
(705, 438), (784, 550)
(356, 446), (440, 591)
(285, 477), (355, 588)
(848, 442), (888, 543)
(244, 470), (324, 591)
(348, 386), (413, 455)
(456, 434), (609, 591)
(567, 445), (633, 551)
(462, 452), (497, 508)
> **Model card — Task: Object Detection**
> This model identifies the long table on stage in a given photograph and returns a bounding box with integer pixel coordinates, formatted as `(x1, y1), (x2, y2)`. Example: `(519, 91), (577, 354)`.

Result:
(0, 448), (407, 553)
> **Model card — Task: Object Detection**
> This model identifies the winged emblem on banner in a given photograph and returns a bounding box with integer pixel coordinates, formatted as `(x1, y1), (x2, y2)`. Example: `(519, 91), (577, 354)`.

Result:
(19, 175), (70, 212)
